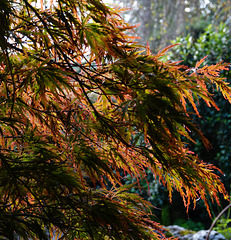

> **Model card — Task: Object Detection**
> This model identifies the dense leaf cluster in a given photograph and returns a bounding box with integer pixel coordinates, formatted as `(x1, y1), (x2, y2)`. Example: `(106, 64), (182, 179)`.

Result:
(169, 23), (231, 193)
(0, 0), (230, 239)
(164, 24), (231, 226)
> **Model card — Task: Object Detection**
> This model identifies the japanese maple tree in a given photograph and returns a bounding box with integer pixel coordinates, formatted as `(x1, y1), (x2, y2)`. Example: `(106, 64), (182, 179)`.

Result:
(0, 0), (230, 239)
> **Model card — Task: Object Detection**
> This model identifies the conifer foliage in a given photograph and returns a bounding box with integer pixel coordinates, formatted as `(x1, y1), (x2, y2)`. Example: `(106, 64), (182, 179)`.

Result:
(0, 0), (230, 239)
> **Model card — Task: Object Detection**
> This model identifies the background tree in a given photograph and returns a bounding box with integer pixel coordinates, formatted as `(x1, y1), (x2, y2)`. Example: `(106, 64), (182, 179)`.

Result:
(0, 0), (230, 239)
(166, 22), (231, 227)
(111, 0), (231, 229)
(124, 22), (231, 230)
(112, 0), (231, 51)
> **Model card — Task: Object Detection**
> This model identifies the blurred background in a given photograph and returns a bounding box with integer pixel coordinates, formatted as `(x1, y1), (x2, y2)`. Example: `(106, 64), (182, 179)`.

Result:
(107, 0), (231, 235)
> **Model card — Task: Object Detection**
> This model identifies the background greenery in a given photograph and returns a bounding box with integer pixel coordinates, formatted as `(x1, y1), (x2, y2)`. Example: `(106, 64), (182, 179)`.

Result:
(121, 9), (231, 231)
(166, 22), (231, 229)
(112, 0), (231, 51)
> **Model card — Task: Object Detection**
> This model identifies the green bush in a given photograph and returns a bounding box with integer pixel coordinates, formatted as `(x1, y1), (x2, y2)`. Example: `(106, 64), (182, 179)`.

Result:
(167, 23), (231, 223)
(214, 218), (231, 239)
(173, 219), (204, 231)
(120, 22), (231, 229)
(174, 23), (231, 184)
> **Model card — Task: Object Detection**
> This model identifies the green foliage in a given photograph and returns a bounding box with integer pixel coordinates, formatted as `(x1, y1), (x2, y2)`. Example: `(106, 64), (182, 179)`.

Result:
(173, 219), (204, 232)
(113, 0), (231, 51)
(168, 23), (231, 65)
(210, 199), (231, 240)
(214, 218), (231, 239)
(168, 22), (231, 191)
(161, 205), (171, 226)
(164, 22), (231, 228)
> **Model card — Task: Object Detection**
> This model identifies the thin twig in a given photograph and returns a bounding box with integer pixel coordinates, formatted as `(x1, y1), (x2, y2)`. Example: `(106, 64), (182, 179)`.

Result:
(206, 203), (231, 240)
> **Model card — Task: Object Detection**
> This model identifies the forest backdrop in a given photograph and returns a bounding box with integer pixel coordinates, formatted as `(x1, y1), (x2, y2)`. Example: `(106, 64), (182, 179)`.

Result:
(112, 0), (231, 231)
